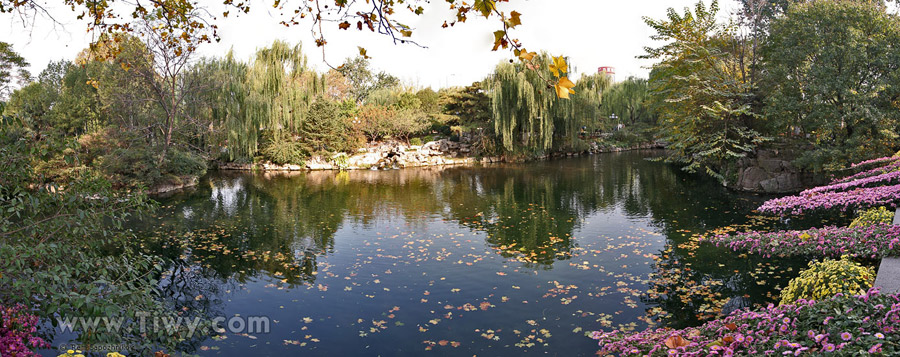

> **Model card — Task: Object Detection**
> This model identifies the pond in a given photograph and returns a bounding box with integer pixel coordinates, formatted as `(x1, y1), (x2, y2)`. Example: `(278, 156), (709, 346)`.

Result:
(132, 151), (814, 356)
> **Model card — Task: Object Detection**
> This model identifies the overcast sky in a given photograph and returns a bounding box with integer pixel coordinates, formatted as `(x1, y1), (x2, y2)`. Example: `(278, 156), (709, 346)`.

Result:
(1, 0), (741, 89)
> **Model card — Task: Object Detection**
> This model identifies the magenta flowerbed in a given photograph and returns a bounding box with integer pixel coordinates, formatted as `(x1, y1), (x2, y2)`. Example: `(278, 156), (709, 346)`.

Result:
(758, 184), (900, 215)
(803, 170), (900, 195)
(832, 161), (900, 185)
(850, 156), (899, 168)
(0, 304), (50, 357)
(591, 289), (900, 356)
(710, 223), (900, 258)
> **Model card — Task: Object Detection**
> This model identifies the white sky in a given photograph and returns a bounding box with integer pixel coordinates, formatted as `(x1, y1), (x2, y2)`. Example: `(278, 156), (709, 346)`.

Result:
(1, 0), (741, 89)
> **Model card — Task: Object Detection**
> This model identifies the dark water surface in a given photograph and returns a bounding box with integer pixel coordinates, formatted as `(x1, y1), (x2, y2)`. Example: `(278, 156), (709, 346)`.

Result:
(130, 151), (811, 356)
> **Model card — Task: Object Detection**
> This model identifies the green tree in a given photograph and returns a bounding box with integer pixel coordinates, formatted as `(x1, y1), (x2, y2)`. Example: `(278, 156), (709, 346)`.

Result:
(761, 0), (900, 171)
(0, 42), (28, 99)
(602, 77), (652, 126)
(4, 82), (52, 133)
(486, 54), (602, 153)
(337, 55), (400, 104)
(440, 83), (492, 127)
(643, 0), (767, 181)
(299, 97), (348, 155)
(226, 41), (325, 162)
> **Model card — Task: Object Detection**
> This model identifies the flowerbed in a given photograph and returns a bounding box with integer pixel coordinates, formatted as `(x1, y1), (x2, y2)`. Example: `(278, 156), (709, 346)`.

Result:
(591, 288), (900, 356)
(850, 156), (899, 168)
(832, 161), (900, 185)
(757, 184), (900, 215)
(1, 304), (51, 357)
(710, 223), (900, 258)
(803, 170), (900, 195)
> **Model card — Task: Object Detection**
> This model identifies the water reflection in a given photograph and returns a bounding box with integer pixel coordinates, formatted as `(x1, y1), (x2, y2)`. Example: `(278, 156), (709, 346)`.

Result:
(137, 151), (808, 355)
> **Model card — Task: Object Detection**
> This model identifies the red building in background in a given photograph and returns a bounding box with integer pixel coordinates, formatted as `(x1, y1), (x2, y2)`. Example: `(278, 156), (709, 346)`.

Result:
(598, 66), (616, 82)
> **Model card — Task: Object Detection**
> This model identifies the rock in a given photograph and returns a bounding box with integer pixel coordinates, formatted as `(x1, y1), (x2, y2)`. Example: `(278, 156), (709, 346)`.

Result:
(305, 157), (333, 170)
(348, 152), (383, 168)
(738, 167), (770, 190)
(731, 149), (819, 193)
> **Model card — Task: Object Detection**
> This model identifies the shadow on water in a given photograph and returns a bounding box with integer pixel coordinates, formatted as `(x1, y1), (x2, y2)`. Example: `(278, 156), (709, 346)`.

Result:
(128, 151), (813, 355)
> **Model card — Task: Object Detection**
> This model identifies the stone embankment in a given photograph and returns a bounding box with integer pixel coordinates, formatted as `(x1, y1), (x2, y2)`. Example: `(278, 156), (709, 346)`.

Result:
(730, 149), (823, 193)
(219, 139), (666, 172)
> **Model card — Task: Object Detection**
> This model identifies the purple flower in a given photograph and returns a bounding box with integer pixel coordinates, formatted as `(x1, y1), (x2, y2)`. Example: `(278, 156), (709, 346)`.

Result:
(841, 332), (852, 341)
(869, 344), (883, 353)
(824, 344), (836, 352)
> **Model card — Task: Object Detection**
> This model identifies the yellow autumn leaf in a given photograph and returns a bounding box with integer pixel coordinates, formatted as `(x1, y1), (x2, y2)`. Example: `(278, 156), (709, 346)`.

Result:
(548, 56), (568, 77)
(517, 48), (536, 61)
(506, 11), (522, 28)
(554, 77), (575, 99)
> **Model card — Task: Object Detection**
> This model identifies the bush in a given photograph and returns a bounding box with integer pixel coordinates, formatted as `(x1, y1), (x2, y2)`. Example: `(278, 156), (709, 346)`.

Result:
(162, 149), (207, 177)
(259, 130), (305, 165)
(409, 137), (423, 146)
(850, 206), (894, 228)
(300, 98), (349, 154)
(779, 256), (874, 305)
(99, 144), (162, 188)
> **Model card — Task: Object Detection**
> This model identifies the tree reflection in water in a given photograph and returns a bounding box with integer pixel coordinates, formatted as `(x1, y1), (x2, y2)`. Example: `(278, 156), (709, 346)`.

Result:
(135, 151), (814, 352)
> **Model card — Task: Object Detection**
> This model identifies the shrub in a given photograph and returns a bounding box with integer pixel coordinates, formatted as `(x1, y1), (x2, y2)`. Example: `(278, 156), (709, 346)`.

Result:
(332, 153), (350, 170)
(850, 206), (894, 228)
(300, 98), (349, 154)
(162, 149), (207, 177)
(779, 256), (874, 305)
(260, 130), (305, 165)
(99, 145), (161, 188)
(409, 137), (423, 146)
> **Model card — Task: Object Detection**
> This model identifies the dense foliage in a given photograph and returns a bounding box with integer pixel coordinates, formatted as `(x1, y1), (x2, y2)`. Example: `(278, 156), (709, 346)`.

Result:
(643, 0), (766, 181)
(0, 128), (197, 353)
(761, 0), (900, 172)
(643, 0), (900, 182)
(486, 54), (609, 153)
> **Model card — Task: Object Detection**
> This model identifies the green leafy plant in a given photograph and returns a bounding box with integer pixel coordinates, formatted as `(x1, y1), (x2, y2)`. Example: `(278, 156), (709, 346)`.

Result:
(260, 130), (305, 165)
(162, 149), (207, 177)
(333, 153), (350, 170)
(780, 256), (874, 305)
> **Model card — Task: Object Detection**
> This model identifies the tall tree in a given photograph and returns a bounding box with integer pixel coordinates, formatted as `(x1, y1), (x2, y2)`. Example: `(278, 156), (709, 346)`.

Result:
(643, 0), (767, 181)
(487, 54), (602, 152)
(337, 56), (399, 104)
(440, 83), (492, 127)
(602, 77), (651, 126)
(761, 0), (900, 171)
(0, 42), (28, 99)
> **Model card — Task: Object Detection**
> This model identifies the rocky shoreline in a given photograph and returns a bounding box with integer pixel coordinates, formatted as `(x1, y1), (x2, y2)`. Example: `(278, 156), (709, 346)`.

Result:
(217, 139), (666, 172)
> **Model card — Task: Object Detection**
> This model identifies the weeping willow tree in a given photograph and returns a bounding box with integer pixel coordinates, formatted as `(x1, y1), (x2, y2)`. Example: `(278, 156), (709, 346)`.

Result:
(198, 51), (250, 160)
(487, 54), (606, 153)
(215, 41), (325, 162)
